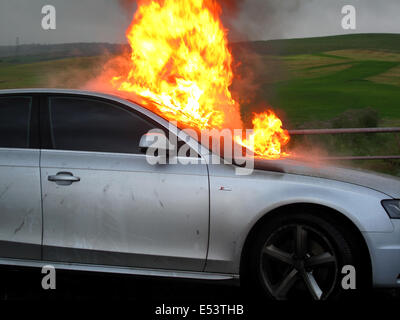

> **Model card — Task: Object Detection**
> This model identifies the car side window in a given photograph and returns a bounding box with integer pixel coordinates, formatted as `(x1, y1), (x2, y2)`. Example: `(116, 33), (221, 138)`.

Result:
(48, 96), (157, 154)
(0, 96), (32, 149)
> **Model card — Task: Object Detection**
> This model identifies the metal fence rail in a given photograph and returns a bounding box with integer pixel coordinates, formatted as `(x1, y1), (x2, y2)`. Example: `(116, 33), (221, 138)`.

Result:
(287, 127), (400, 161)
(288, 127), (400, 135)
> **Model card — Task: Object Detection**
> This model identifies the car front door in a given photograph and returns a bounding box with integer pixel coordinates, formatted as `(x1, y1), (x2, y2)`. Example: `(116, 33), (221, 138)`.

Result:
(0, 94), (41, 260)
(40, 95), (209, 271)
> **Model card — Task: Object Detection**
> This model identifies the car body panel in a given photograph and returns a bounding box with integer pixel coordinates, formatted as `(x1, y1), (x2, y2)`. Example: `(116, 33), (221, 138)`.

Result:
(255, 158), (400, 199)
(41, 149), (209, 271)
(362, 219), (400, 287)
(0, 148), (42, 259)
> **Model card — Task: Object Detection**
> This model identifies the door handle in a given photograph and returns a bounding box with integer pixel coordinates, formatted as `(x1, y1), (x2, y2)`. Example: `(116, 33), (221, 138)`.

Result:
(48, 172), (80, 186)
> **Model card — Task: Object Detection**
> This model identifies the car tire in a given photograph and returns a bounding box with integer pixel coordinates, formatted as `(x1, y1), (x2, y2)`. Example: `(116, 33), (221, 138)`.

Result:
(244, 209), (366, 300)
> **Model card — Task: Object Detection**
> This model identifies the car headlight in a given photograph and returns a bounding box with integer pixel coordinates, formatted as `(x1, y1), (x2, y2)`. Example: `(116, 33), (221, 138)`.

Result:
(381, 200), (400, 219)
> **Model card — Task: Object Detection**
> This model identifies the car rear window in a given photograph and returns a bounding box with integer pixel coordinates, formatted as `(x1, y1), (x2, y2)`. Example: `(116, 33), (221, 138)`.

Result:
(0, 96), (32, 149)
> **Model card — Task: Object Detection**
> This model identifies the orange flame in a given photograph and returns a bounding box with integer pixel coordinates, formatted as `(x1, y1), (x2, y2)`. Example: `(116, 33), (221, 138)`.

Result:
(109, 0), (290, 158)
(235, 111), (290, 159)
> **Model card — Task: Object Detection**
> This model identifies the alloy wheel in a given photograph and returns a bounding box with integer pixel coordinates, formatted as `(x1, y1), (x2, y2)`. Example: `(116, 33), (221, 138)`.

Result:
(260, 224), (338, 300)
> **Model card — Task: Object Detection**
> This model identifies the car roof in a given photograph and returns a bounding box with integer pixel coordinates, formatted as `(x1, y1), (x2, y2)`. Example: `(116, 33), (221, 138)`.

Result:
(0, 88), (126, 101)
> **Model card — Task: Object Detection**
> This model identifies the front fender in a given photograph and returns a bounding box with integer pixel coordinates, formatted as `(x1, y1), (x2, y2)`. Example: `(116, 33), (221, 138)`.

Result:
(205, 164), (393, 274)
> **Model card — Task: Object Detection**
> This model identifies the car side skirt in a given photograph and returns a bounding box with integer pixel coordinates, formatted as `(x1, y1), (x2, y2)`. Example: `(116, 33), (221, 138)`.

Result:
(0, 257), (240, 283)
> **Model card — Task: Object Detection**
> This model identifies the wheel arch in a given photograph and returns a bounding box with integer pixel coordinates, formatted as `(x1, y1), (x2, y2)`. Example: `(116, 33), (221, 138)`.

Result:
(239, 202), (372, 286)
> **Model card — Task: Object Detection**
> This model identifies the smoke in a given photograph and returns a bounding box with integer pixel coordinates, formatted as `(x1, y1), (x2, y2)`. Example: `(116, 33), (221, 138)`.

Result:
(117, 0), (240, 13)
(223, 0), (303, 41)
(114, 0), (305, 41)
(117, 0), (137, 16)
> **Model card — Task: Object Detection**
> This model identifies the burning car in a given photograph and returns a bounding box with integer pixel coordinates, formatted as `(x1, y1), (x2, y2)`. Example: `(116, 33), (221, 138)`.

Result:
(0, 88), (399, 300)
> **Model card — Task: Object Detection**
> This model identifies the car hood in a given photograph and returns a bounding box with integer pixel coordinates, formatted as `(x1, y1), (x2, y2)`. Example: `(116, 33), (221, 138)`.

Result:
(254, 158), (400, 198)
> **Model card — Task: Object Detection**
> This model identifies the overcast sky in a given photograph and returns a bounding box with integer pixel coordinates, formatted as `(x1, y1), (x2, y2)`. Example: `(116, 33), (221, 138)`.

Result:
(0, 0), (399, 46)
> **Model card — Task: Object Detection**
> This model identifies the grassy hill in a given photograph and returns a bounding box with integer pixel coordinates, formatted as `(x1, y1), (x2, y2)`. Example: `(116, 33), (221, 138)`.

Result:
(231, 34), (400, 128)
(259, 55), (400, 126)
(0, 43), (126, 63)
(238, 33), (400, 56)
(0, 56), (108, 88)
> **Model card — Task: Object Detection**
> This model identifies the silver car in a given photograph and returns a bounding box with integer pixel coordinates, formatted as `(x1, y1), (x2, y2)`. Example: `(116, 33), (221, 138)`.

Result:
(0, 88), (399, 300)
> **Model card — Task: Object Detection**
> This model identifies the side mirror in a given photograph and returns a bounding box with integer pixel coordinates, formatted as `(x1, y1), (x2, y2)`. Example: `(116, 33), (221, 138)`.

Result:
(139, 132), (175, 155)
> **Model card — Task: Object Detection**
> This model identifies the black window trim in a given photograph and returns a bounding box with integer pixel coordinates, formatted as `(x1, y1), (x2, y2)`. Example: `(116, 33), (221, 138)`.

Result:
(0, 93), (40, 150)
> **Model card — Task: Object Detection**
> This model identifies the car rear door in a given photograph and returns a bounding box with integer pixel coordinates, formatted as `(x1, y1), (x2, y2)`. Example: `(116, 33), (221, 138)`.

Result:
(40, 94), (209, 271)
(0, 94), (41, 260)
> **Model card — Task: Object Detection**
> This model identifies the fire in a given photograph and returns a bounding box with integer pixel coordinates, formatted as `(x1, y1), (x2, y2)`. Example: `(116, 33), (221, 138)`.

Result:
(109, 0), (290, 158)
(235, 111), (290, 159)
(111, 0), (237, 130)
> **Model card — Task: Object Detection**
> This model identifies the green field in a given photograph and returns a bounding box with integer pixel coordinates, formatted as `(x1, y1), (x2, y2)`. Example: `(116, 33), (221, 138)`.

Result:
(232, 34), (400, 128)
(0, 55), (108, 89)
(1, 34), (400, 175)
